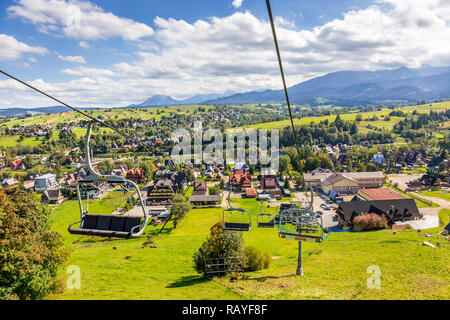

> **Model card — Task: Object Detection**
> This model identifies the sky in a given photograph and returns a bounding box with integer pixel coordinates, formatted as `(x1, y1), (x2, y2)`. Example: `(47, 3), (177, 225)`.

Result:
(0, 0), (449, 108)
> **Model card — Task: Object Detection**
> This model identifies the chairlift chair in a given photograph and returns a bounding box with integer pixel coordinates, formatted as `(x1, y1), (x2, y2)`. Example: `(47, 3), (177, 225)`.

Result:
(257, 200), (275, 228)
(277, 204), (324, 243)
(222, 188), (252, 231)
(68, 122), (149, 238)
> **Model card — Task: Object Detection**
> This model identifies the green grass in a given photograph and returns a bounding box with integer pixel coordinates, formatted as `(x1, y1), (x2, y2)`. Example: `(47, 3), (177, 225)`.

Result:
(419, 190), (450, 202)
(49, 193), (449, 300)
(0, 135), (44, 147)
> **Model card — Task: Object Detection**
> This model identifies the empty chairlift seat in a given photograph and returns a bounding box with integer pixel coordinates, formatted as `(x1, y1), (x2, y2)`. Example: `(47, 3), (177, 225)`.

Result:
(69, 214), (142, 238)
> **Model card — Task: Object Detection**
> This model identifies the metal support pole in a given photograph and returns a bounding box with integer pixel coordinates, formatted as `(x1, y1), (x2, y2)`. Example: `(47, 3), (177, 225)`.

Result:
(296, 241), (304, 276)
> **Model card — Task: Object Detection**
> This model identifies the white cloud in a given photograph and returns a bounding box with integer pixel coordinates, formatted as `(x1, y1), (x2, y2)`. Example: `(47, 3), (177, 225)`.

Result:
(2, 0), (450, 108)
(232, 0), (243, 9)
(61, 66), (115, 77)
(79, 41), (90, 49)
(0, 34), (49, 61)
(58, 54), (86, 64)
(7, 0), (154, 41)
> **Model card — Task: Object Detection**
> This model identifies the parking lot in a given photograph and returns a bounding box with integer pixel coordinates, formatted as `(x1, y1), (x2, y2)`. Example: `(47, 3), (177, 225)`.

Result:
(292, 189), (339, 229)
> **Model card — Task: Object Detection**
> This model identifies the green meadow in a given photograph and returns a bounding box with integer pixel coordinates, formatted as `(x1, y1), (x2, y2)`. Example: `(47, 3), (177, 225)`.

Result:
(49, 193), (450, 300)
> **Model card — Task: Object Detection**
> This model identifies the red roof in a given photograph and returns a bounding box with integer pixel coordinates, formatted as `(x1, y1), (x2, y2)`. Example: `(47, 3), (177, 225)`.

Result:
(229, 174), (252, 186)
(359, 188), (408, 200)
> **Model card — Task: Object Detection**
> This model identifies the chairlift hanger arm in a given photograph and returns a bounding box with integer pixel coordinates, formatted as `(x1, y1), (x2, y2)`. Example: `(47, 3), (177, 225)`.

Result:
(0, 69), (133, 139)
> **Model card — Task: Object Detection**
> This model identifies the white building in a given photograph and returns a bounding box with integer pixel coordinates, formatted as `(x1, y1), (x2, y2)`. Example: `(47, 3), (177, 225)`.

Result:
(34, 173), (59, 193)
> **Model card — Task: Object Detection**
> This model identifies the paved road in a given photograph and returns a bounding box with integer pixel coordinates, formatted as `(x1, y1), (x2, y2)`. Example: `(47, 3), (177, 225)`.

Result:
(412, 192), (450, 216)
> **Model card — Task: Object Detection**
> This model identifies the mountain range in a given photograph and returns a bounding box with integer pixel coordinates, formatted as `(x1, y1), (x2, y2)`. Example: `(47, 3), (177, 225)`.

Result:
(1, 65), (449, 117)
(130, 65), (450, 107)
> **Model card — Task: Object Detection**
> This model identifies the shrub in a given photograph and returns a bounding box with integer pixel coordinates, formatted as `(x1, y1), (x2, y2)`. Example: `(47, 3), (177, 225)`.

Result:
(262, 252), (271, 269)
(244, 246), (263, 271)
(193, 222), (245, 276)
(353, 214), (388, 231)
(243, 246), (271, 272)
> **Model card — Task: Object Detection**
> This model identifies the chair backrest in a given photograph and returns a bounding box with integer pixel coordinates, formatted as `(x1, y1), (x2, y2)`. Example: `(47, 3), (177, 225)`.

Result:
(81, 214), (141, 233)
(110, 216), (126, 231)
(82, 215), (98, 229)
(124, 217), (142, 232)
(96, 215), (113, 230)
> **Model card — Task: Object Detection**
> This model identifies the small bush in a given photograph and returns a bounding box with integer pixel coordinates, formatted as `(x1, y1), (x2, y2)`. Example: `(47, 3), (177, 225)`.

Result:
(262, 252), (271, 269)
(243, 246), (271, 272)
(244, 246), (263, 271)
(353, 214), (388, 231)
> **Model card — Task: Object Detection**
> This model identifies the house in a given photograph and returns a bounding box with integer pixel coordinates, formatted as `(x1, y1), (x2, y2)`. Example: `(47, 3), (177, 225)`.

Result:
(245, 188), (257, 198)
(34, 174), (59, 193)
(147, 179), (177, 205)
(41, 189), (64, 204)
(322, 173), (359, 195)
(337, 199), (421, 227)
(260, 175), (278, 190)
(188, 194), (221, 207)
(2, 177), (19, 188)
(229, 173), (252, 190)
(126, 168), (146, 184)
(304, 171), (385, 195)
(233, 161), (249, 172)
(270, 189), (283, 199)
(192, 180), (208, 196)
(23, 180), (35, 191)
(9, 159), (26, 171)
(189, 180), (221, 207)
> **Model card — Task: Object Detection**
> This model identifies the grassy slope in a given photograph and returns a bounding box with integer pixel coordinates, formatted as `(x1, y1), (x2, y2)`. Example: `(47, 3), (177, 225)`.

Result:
(49, 193), (449, 300)
(1, 105), (213, 129)
(239, 102), (450, 130)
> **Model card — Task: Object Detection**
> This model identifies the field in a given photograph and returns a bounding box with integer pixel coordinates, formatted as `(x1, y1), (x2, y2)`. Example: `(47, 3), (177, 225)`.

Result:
(49, 194), (450, 300)
(0, 105), (214, 129)
(239, 102), (450, 132)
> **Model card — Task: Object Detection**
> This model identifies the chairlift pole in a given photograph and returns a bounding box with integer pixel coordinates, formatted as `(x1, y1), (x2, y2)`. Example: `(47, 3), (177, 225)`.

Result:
(296, 240), (303, 276)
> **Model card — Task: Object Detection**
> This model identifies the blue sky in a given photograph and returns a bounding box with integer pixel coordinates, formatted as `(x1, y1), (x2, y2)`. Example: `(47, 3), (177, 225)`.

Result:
(0, 0), (448, 108)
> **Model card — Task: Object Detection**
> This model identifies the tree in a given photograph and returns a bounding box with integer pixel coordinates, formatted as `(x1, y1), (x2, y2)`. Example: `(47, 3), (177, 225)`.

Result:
(171, 194), (192, 229)
(279, 156), (292, 177)
(294, 174), (305, 189)
(209, 186), (219, 195)
(193, 222), (245, 276)
(0, 188), (69, 300)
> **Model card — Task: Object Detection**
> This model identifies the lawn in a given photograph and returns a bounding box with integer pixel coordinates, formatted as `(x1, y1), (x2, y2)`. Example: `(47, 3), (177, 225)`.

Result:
(0, 135), (44, 147)
(49, 193), (449, 300)
(419, 190), (450, 202)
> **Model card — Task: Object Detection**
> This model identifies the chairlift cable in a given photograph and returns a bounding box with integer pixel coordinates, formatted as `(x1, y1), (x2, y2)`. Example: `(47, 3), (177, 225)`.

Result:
(0, 69), (133, 139)
(265, 0), (301, 156)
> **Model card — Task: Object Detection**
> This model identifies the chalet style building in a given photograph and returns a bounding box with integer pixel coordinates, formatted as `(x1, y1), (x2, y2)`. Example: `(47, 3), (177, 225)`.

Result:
(41, 189), (64, 205)
(147, 179), (178, 205)
(260, 175), (278, 190)
(229, 172), (252, 190)
(9, 159), (26, 171)
(337, 199), (421, 228)
(188, 180), (221, 207)
(126, 169), (146, 184)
